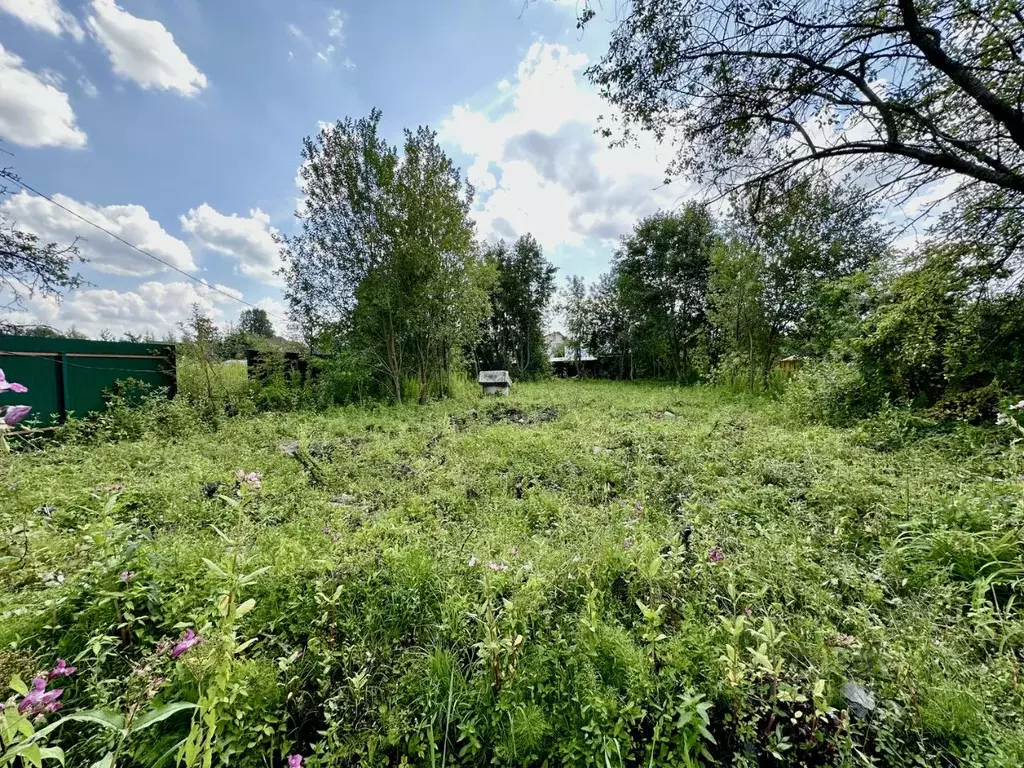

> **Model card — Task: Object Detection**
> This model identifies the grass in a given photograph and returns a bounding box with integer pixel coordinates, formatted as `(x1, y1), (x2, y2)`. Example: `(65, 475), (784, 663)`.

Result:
(1, 380), (1023, 767)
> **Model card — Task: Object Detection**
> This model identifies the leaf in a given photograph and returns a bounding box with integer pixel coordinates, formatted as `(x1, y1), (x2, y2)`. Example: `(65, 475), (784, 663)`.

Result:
(239, 566), (271, 585)
(218, 594), (231, 617)
(22, 743), (42, 768)
(89, 753), (115, 768)
(130, 702), (198, 735)
(38, 746), (66, 766)
(202, 558), (228, 578)
(236, 598), (256, 616)
(10, 674), (28, 695)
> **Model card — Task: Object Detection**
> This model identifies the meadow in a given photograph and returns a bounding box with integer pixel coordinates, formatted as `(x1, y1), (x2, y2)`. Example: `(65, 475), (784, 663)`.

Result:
(1, 380), (1023, 767)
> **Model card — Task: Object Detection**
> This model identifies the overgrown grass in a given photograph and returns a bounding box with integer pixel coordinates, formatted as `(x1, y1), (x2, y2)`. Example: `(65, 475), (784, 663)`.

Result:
(2, 381), (1023, 767)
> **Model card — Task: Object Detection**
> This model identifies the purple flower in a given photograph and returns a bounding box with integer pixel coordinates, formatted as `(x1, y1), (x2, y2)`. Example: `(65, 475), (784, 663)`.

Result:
(171, 628), (203, 659)
(708, 547), (725, 564)
(18, 677), (63, 717)
(120, 571), (135, 582)
(486, 561), (507, 572)
(635, 501), (644, 513)
(48, 659), (77, 679)
(0, 369), (27, 395)
(3, 405), (32, 427)
(623, 538), (634, 550)
(287, 755), (303, 768)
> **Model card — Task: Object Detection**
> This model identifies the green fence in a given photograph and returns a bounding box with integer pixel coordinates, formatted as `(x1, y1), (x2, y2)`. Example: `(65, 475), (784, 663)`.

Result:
(0, 336), (176, 428)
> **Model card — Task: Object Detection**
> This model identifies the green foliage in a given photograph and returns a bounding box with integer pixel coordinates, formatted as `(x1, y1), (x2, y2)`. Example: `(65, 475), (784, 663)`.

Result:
(2, 381), (1023, 766)
(281, 110), (493, 403)
(477, 235), (557, 380)
(784, 360), (883, 427)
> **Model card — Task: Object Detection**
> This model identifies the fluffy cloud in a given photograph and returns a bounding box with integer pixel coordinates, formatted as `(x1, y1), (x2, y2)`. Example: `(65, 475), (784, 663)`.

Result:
(440, 42), (687, 254)
(180, 205), (284, 286)
(0, 44), (86, 148)
(2, 280), (245, 339)
(0, 0), (83, 40)
(87, 0), (207, 97)
(1, 191), (197, 276)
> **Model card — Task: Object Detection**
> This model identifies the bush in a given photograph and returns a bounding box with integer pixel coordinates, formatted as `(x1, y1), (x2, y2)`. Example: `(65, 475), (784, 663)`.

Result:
(784, 360), (883, 426)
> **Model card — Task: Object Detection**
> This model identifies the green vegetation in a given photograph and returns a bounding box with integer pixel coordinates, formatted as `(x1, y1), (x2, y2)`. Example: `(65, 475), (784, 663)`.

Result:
(3, 381), (1024, 766)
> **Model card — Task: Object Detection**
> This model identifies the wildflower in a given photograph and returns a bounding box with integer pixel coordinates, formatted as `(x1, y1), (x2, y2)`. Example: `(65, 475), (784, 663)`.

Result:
(171, 628), (203, 659)
(708, 547), (725, 563)
(234, 470), (262, 491)
(1010, 400), (1024, 411)
(48, 659), (76, 679)
(120, 570), (135, 582)
(3, 405), (32, 427)
(623, 538), (634, 550)
(486, 561), (507, 572)
(744, 606), (753, 617)
(322, 527), (340, 542)
(0, 369), (27, 394)
(287, 755), (303, 768)
(467, 556), (480, 567)
(635, 501), (644, 513)
(997, 413), (1011, 426)
(18, 677), (63, 717)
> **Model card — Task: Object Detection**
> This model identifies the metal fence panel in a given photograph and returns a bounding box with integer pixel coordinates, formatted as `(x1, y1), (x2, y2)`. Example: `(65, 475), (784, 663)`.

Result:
(0, 336), (176, 428)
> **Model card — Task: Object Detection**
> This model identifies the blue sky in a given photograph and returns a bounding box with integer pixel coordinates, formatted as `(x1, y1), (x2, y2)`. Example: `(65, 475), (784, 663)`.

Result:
(0, 0), (691, 338)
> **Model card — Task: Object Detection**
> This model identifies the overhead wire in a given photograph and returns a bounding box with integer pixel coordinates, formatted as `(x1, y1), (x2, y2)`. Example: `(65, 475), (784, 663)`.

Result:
(4, 175), (292, 326)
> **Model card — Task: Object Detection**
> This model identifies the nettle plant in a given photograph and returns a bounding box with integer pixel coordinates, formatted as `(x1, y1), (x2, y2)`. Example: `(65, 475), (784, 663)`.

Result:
(0, 369), (32, 449)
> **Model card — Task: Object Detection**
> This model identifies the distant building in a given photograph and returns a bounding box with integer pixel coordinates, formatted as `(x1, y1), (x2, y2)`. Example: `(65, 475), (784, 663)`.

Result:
(545, 331), (566, 356)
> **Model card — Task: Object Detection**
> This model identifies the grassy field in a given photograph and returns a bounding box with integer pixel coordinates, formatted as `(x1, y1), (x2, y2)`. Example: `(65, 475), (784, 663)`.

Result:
(1, 381), (1023, 767)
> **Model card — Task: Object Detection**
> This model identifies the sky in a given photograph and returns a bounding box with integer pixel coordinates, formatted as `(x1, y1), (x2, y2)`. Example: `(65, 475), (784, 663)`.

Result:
(0, 0), (694, 340)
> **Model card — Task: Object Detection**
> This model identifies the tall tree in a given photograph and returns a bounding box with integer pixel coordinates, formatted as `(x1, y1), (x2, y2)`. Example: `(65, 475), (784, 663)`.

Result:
(613, 204), (716, 381)
(560, 275), (590, 371)
(478, 234), (557, 379)
(239, 308), (275, 338)
(281, 111), (491, 402)
(710, 178), (888, 385)
(586, 0), (1024, 271)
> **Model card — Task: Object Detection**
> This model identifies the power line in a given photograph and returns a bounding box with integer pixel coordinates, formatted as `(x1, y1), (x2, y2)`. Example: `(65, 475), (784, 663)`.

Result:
(5, 175), (291, 325)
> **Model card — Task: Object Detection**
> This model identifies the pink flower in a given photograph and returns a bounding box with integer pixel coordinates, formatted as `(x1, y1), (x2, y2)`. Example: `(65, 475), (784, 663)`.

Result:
(0, 369), (27, 394)
(234, 470), (262, 492)
(120, 571), (135, 582)
(171, 628), (203, 659)
(635, 501), (644, 513)
(48, 659), (76, 679)
(708, 547), (725, 564)
(18, 677), (63, 717)
(287, 755), (303, 768)
(486, 562), (507, 572)
(623, 538), (634, 550)
(3, 405), (31, 427)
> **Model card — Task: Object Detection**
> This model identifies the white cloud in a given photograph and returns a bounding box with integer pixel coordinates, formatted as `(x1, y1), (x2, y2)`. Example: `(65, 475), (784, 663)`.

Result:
(78, 75), (98, 97)
(1, 191), (197, 276)
(0, 0), (84, 40)
(180, 204), (284, 286)
(0, 45), (86, 148)
(1, 280), (244, 339)
(86, 0), (207, 97)
(288, 9), (352, 68)
(440, 41), (687, 254)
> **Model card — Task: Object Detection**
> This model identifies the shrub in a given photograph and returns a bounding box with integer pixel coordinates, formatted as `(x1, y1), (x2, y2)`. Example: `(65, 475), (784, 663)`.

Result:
(784, 360), (883, 426)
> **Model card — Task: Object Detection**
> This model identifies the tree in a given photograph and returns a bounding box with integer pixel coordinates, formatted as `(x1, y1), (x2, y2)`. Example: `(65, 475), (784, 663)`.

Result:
(477, 234), (557, 379)
(239, 308), (274, 338)
(587, 272), (632, 378)
(613, 204), (716, 381)
(560, 275), (589, 372)
(586, 0), (1024, 269)
(710, 177), (888, 385)
(0, 168), (83, 326)
(281, 111), (492, 403)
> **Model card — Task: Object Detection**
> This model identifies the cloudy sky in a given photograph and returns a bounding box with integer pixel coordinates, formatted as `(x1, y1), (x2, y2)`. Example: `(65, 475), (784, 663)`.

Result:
(0, 0), (694, 339)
